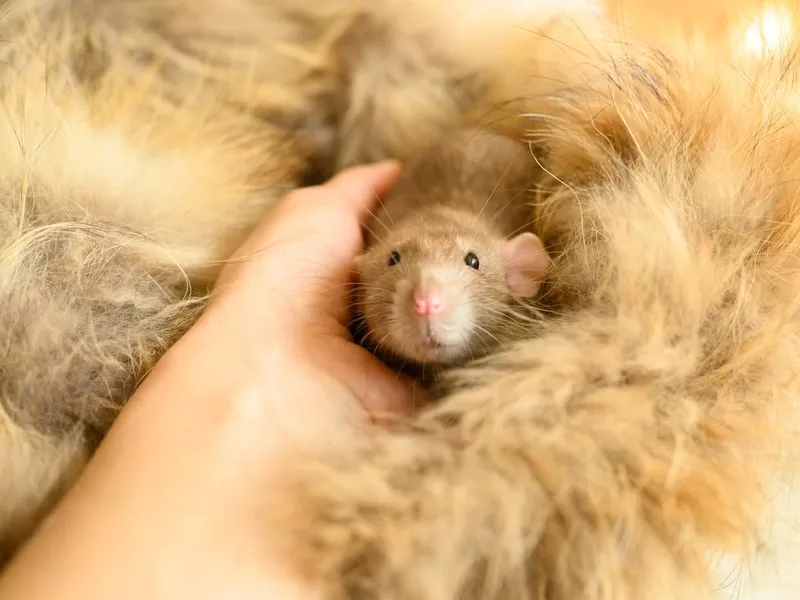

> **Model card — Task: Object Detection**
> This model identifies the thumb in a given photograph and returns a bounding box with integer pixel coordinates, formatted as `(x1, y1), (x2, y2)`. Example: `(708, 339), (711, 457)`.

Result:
(327, 337), (426, 415)
(215, 161), (402, 308)
(325, 160), (403, 217)
(266, 160), (402, 244)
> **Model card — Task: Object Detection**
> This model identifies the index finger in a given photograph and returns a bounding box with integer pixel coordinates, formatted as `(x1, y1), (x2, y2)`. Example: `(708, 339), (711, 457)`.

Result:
(324, 160), (403, 220)
(245, 160), (403, 253)
(211, 161), (403, 319)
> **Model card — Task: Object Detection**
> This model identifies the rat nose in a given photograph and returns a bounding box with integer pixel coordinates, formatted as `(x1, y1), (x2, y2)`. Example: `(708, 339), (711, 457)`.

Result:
(413, 289), (445, 315)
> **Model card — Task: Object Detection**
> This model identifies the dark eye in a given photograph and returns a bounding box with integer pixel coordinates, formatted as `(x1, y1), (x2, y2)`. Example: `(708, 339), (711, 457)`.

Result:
(464, 251), (480, 270)
(388, 250), (401, 266)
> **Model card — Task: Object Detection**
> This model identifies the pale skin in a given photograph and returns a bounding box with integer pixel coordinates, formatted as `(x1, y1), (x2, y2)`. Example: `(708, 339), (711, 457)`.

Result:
(0, 161), (417, 600)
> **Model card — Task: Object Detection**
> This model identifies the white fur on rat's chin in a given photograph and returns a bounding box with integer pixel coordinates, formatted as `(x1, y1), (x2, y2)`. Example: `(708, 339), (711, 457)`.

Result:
(389, 268), (476, 365)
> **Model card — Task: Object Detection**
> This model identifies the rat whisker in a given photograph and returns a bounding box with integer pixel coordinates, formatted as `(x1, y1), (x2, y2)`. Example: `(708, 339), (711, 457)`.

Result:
(490, 195), (523, 224)
(471, 159), (514, 226)
(518, 304), (564, 318)
(353, 297), (394, 308)
(353, 282), (393, 290)
(362, 221), (385, 244)
(370, 185), (396, 228)
(504, 216), (542, 239)
(363, 204), (391, 233)
(371, 332), (393, 357)
(472, 323), (502, 346)
(395, 357), (409, 381)
(463, 332), (477, 365)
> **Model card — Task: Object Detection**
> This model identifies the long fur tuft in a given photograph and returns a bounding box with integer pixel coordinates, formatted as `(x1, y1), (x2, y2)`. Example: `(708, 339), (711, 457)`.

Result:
(0, 0), (583, 565)
(277, 15), (800, 600)
(0, 0), (797, 598)
(0, 0), (301, 559)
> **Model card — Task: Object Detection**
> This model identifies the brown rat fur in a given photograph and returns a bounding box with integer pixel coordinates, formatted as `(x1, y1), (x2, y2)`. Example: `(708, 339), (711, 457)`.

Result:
(354, 128), (551, 372)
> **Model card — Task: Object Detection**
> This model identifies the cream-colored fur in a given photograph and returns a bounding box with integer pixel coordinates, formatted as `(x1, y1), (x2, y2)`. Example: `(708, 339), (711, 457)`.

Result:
(0, 0), (301, 557)
(0, 1), (797, 599)
(0, 0), (578, 564)
(278, 15), (800, 600)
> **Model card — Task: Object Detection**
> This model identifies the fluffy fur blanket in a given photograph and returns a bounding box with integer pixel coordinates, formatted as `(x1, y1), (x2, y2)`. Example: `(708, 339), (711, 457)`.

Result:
(0, 1), (797, 598)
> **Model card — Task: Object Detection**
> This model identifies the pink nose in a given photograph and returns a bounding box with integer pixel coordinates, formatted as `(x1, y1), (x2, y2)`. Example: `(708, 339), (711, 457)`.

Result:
(413, 290), (445, 315)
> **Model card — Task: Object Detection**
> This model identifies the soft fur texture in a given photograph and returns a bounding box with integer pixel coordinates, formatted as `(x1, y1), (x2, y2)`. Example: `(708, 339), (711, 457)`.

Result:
(0, 0), (797, 599)
(279, 15), (800, 600)
(0, 0), (577, 563)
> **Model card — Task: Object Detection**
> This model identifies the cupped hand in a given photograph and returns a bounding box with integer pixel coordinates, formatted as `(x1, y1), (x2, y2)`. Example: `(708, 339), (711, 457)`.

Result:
(0, 161), (417, 600)
(206, 159), (419, 419)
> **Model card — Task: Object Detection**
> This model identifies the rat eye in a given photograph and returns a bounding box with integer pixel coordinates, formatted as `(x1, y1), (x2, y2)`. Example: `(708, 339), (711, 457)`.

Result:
(388, 250), (401, 266)
(464, 251), (480, 270)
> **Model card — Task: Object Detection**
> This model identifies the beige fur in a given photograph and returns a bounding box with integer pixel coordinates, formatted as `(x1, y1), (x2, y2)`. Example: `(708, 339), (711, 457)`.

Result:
(0, 1), (293, 555)
(0, 0), (574, 565)
(277, 16), (800, 600)
(0, 1), (797, 599)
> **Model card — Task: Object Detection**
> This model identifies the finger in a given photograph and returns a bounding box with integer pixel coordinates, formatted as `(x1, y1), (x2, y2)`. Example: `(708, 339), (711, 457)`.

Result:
(213, 162), (403, 322)
(247, 160), (402, 262)
(328, 338), (424, 415)
(325, 160), (403, 216)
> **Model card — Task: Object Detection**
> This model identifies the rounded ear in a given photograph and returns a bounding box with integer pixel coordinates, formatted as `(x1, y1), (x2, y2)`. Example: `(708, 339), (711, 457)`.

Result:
(502, 232), (551, 298)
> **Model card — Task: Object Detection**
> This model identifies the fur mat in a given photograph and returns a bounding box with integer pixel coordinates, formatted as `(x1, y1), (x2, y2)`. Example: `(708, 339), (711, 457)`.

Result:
(0, 1), (797, 598)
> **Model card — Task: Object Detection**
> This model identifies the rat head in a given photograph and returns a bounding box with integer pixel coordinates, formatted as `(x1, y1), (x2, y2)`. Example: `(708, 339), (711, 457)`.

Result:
(355, 209), (550, 366)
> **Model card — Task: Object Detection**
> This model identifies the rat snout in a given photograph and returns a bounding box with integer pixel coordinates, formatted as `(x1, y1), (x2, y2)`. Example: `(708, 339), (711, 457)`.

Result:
(392, 266), (475, 363)
(413, 287), (445, 315)
(409, 271), (449, 318)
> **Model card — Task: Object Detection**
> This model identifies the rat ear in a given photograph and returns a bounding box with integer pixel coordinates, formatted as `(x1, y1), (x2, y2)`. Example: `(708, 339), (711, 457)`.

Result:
(502, 232), (550, 298)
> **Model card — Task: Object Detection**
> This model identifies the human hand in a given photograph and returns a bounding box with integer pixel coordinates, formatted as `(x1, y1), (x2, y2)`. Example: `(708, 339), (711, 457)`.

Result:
(207, 159), (420, 420)
(0, 161), (416, 600)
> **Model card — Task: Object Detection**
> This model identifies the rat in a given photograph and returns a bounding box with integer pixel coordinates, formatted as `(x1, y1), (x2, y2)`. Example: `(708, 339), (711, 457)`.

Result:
(352, 128), (551, 373)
